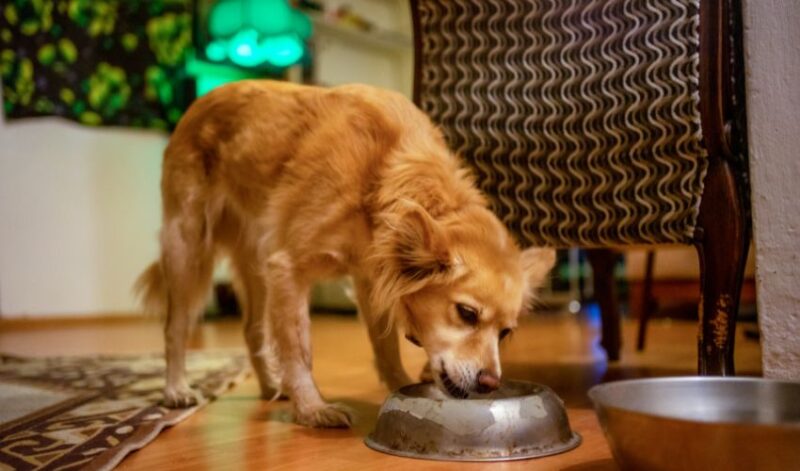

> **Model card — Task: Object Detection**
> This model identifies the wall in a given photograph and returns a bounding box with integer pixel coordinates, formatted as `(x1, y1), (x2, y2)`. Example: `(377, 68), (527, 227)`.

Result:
(312, 0), (413, 97)
(0, 105), (164, 317)
(743, 0), (800, 379)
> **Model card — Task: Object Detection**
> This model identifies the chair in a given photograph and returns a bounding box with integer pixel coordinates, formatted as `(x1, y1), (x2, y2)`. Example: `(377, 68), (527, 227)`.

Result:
(409, 0), (749, 375)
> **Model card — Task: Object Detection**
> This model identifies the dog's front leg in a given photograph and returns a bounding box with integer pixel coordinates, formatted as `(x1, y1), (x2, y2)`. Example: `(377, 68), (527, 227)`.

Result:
(354, 277), (413, 391)
(266, 251), (352, 428)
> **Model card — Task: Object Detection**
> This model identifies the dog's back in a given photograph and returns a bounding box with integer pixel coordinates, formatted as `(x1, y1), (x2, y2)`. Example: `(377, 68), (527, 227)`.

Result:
(138, 80), (398, 312)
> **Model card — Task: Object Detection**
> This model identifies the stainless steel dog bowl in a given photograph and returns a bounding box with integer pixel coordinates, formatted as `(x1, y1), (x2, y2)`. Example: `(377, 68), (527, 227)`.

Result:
(365, 381), (581, 461)
(589, 377), (800, 471)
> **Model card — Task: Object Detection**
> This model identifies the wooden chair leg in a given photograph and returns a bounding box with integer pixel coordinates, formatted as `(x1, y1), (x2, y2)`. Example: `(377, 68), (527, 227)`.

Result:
(695, 160), (750, 375)
(587, 249), (621, 362)
(636, 250), (656, 351)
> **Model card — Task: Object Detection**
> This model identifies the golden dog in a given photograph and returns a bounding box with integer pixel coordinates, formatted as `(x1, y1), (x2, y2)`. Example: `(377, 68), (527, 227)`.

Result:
(136, 80), (555, 428)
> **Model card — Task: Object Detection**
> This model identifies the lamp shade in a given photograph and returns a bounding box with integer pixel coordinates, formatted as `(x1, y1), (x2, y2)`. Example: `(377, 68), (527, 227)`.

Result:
(206, 0), (311, 69)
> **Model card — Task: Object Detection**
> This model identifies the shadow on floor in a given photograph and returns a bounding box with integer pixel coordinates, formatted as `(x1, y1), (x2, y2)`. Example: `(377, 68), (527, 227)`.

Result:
(503, 361), (707, 408)
(250, 397), (382, 439)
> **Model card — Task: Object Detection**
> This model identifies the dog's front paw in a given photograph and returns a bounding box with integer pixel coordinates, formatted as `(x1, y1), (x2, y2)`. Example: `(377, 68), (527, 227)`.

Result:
(295, 402), (353, 428)
(163, 384), (202, 408)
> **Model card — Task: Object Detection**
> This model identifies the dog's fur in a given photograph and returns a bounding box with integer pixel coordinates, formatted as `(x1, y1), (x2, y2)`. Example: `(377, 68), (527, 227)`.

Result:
(136, 80), (555, 428)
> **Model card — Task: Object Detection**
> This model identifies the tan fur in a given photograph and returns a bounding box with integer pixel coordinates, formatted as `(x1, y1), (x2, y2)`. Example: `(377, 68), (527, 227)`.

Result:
(136, 80), (555, 427)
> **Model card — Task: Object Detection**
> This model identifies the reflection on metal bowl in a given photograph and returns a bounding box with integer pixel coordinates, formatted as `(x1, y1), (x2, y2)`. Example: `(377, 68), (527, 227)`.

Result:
(366, 380), (581, 462)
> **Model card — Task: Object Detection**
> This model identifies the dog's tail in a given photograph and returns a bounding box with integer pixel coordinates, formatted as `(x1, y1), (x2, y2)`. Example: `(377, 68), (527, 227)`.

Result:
(134, 260), (167, 318)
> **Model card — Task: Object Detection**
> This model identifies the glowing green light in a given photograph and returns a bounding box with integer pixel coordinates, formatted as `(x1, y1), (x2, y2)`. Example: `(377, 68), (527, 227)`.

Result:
(228, 28), (264, 67)
(205, 40), (227, 62)
(188, 56), (256, 96)
(236, 43), (252, 56)
(196, 74), (234, 96)
(262, 34), (304, 67)
(206, 0), (311, 69)
(208, 0), (240, 38)
(292, 11), (313, 39)
(251, 0), (292, 36)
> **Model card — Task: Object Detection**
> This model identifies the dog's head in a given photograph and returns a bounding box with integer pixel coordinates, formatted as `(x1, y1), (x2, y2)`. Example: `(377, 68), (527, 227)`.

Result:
(372, 201), (555, 398)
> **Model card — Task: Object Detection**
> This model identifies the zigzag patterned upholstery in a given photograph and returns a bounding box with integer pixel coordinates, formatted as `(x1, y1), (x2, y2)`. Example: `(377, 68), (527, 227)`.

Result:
(413, 0), (709, 247)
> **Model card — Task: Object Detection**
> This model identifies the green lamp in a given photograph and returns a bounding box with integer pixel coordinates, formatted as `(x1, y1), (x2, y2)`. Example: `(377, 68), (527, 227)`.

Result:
(205, 0), (312, 69)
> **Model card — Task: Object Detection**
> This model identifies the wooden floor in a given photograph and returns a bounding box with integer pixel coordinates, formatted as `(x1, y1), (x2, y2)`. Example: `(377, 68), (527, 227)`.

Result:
(0, 312), (762, 470)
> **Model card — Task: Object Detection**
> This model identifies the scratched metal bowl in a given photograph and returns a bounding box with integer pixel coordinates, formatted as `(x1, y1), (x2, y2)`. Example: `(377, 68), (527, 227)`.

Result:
(589, 377), (800, 471)
(365, 381), (581, 461)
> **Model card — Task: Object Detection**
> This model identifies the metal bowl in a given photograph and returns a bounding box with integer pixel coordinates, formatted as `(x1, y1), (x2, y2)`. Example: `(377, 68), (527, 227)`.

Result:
(365, 380), (581, 461)
(589, 377), (800, 471)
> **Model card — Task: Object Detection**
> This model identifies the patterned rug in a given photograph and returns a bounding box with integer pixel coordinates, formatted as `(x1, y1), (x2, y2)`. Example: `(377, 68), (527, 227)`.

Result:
(0, 351), (249, 471)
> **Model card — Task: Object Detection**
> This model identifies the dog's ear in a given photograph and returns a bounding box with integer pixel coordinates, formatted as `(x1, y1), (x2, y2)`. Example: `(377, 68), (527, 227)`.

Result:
(368, 200), (453, 321)
(393, 201), (451, 280)
(520, 246), (556, 291)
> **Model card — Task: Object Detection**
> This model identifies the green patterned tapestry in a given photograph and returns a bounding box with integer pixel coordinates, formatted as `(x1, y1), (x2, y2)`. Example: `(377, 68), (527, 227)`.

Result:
(1, 0), (193, 130)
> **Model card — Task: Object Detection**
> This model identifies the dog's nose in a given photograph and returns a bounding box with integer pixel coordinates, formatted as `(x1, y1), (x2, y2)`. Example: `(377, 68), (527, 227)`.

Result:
(475, 370), (500, 393)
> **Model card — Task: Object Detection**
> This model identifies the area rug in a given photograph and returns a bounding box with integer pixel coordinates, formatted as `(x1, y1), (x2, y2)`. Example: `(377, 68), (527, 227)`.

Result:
(0, 351), (249, 471)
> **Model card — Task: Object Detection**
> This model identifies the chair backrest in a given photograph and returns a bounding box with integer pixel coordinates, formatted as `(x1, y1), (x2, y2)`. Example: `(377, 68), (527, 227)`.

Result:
(411, 0), (725, 247)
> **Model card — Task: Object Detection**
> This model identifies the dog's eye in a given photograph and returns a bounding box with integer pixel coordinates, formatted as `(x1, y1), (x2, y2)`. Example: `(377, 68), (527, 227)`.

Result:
(499, 328), (512, 341)
(405, 334), (422, 347)
(456, 304), (479, 325)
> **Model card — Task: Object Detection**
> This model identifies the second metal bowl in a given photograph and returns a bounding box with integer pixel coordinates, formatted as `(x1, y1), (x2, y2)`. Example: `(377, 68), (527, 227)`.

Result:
(589, 377), (800, 471)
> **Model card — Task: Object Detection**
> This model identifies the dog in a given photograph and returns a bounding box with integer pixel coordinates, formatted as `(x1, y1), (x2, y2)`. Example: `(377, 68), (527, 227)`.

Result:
(135, 80), (555, 428)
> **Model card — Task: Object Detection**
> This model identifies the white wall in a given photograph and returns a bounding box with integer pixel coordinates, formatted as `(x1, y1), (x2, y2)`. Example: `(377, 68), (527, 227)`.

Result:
(313, 0), (413, 97)
(743, 0), (800, 379)
(0, 106), (164, 317)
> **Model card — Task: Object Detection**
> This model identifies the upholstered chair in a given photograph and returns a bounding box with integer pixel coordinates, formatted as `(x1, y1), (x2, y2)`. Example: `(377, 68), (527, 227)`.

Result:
(410, 0), (749, 375)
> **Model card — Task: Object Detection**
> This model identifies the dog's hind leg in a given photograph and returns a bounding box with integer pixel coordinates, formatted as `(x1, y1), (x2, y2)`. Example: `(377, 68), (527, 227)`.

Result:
(353, 277), (412, 391)
(160, 203), (215, 408)
(230, 243), (282, 399)
(266, 251), (352, 427)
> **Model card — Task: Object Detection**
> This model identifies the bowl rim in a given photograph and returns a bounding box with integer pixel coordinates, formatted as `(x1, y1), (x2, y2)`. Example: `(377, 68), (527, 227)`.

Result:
(393, 379), (558, 404)
(588, 376), (800, 428)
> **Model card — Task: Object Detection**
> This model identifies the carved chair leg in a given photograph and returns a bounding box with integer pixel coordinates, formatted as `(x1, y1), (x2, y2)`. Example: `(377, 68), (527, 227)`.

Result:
(636, 250), (656, 351)
(587, 249), (621, 362)
(695, 160), (750, 375)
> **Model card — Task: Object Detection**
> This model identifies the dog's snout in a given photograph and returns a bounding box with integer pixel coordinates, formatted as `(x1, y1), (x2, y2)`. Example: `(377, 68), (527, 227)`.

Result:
(475, 370), (500, 393)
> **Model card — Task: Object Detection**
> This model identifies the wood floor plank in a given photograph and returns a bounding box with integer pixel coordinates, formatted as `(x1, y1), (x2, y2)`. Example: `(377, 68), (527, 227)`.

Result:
(0, 312), (762, 470)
